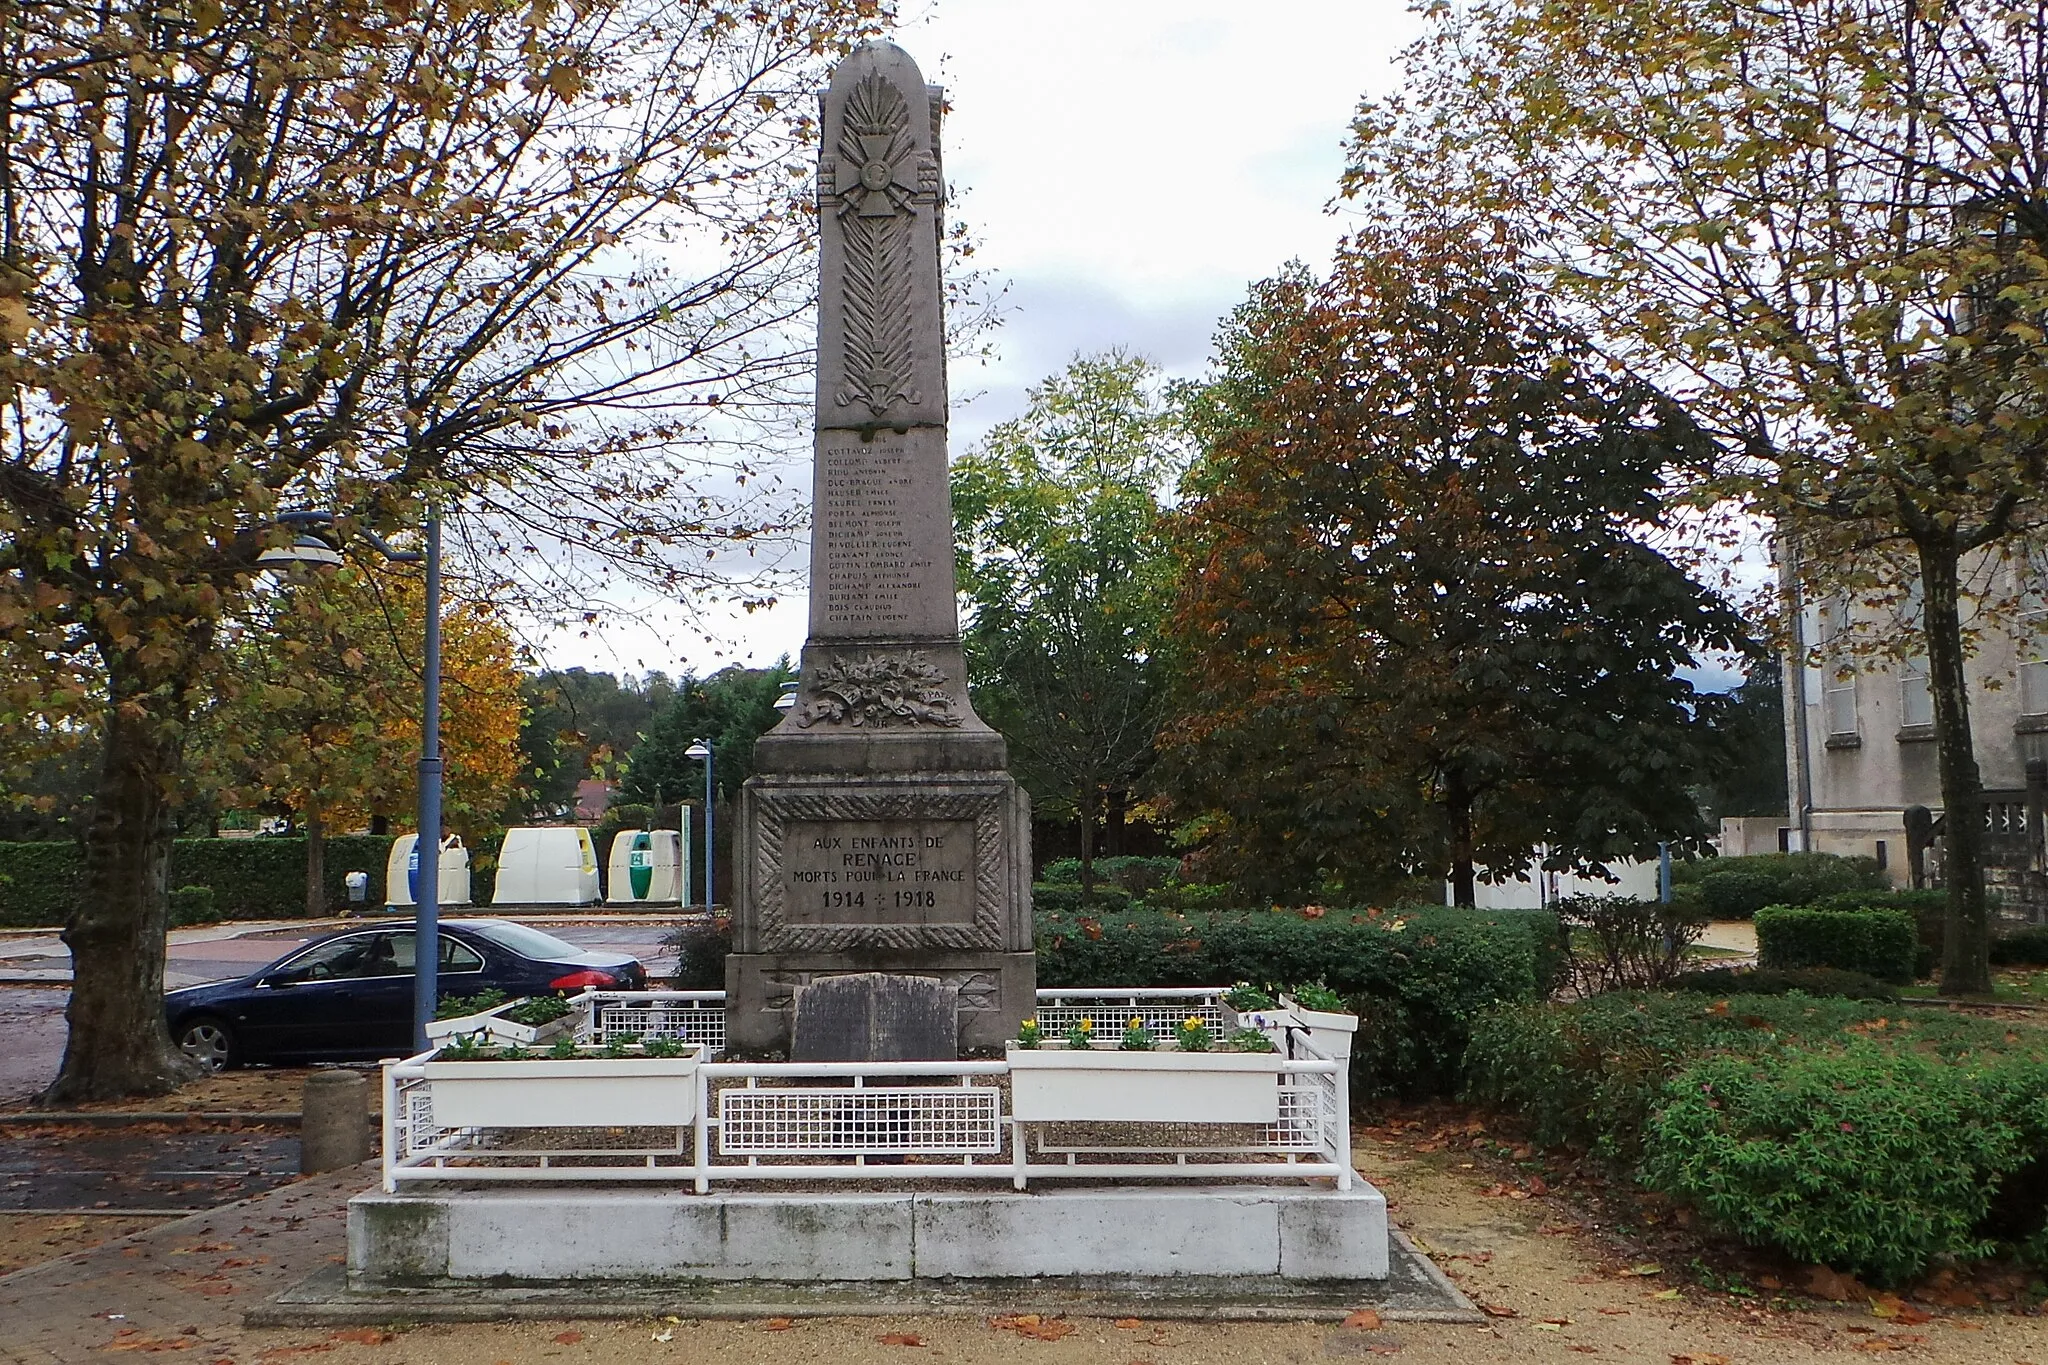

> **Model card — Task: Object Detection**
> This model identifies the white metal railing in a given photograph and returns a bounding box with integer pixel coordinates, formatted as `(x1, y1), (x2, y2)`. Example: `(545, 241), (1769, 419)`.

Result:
(381, 988), (1350, 1194)
(1029, 986), (1230, 1039)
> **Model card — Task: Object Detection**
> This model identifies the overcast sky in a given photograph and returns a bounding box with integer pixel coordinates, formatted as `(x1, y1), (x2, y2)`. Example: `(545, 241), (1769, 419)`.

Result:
(533, 0), (1424, 680)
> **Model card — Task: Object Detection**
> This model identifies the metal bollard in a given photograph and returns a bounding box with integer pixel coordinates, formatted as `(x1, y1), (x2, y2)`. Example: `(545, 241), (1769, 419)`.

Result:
(300, 1070), (371, 1173)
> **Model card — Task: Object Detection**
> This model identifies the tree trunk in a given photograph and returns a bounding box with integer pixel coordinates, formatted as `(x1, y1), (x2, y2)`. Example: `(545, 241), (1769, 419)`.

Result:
(305, 807), (326, 919)
(1921, 541), (1994, 994)
(1077, 785), (1098, 903)
(1447, 768), (1477, 908)
(40, 691), (202, 1104)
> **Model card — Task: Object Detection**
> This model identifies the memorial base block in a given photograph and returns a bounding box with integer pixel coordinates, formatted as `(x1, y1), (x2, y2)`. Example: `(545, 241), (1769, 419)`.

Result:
(727, 951), (1035, 1056)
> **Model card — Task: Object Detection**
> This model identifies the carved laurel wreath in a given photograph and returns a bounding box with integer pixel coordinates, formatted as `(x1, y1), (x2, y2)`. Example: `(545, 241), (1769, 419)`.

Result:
(827, 71), (925, 419)
(794, 650), (963, 729)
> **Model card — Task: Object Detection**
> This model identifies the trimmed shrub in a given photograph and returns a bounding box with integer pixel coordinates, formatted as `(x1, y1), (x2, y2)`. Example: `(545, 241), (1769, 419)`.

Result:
(1755, 904), (1918, 984)
(1557, 893), (1710, 992)
(1670, 853), (1888, 919)
(1665, 966), (1898, 1001)
(1030, 883), (1135, 915)
(1813, 889), (1948, 979)
(168, 885), (217, 927)
(1037, 905), (1557, 1097)
(0, 835), (400, 927)
(1039, 856), (1181, 895)
(1992, 925), (2048, 967)
(1641, 1045), (2048, 1285)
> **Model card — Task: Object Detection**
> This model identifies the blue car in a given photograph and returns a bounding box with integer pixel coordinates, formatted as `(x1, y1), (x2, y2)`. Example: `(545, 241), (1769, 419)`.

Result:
(165, 918), (648, 1069)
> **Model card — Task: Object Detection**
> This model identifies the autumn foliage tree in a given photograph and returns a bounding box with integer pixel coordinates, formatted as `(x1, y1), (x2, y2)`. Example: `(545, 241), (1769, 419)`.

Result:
(1352, 0), (2048, 988)
(1159, 227), (1755, 905)
(0, 0), (888, 1100)
(188, 563), (525, 914)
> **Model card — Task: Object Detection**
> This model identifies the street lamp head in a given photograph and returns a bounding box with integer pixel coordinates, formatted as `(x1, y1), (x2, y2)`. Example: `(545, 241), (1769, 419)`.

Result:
(684, 741), (712, 761)
(255, 533), (345, 569)
(773, 681), (799, 712)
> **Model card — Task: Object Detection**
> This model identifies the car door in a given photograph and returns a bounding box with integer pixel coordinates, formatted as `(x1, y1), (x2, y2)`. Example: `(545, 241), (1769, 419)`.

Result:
(237, 932), (387, 1058)
(360, 931), (492, 1055)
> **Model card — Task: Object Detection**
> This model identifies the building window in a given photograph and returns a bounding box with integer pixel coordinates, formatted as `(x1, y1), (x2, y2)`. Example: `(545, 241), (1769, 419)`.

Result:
(1900, 657), (1934, 727)
(1819, 596), (1860, 739)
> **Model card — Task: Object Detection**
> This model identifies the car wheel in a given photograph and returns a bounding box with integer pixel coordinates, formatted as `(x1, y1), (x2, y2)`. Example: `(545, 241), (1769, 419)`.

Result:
(177, 1016), (238, 1072)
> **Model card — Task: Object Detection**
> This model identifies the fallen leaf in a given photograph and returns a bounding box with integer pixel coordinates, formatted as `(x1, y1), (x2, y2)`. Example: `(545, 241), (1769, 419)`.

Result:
(1569, 1348), (1598, 1355)
(1541, 1318), (1573, 1326)
(1619, 1263), (1664, 1278)
(651, 1329), (673, 1343)
(1113, 1319), (1144, 1329)
(763, 1317), (794, 1331)
(328, 1330), (392, 1346)
(1479, 1303), (1518, 1319)
(878, 1332), (925, 1346)
(554, 1332), (584, 1345)
(1598, 1308), (1630, 1316)
(1652, 1289), (1684, 1301)
(1535, 1322), (1563, 1332)
(1342, 1310), (1383, 1330)
(1805, 1265), (1870, 1302)
(991, 1314), (1075, 1342)
(1757, 1276), (1783, 1291)
(102, 1340), (197, 1354)
(1526, 1176), (1549, 1195)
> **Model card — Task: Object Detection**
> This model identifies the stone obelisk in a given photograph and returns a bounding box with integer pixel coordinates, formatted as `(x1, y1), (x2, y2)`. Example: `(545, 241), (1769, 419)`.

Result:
(725, 41), (1034, 1057)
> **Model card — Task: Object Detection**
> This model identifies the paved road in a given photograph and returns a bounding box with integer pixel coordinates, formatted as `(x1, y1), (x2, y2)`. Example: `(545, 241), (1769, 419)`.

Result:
(0, 1124), (300, 1211)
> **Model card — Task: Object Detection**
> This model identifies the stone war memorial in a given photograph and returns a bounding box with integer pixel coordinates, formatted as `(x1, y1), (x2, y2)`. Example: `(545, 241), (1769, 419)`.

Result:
(727, 36), (1032, 1058)
(336, 41), (1418, 1317)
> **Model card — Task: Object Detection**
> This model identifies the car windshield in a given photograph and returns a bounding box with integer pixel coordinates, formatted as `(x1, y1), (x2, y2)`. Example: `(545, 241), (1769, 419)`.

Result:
(464, 921), (584, 961)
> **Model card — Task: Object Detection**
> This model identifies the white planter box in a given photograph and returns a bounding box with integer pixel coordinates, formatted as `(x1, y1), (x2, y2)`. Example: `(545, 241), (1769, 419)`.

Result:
(422, 1050), (701, 1128)
(1006, 1045), (1284, 1124)
(425, 999), (575, 1048)
(1278, 996), (1359, 1060)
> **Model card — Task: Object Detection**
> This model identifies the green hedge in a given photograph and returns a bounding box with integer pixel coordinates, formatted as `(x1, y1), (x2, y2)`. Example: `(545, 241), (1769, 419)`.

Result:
(1812, 889), (1948, 978)
(1992, 925), (2048, 967)
(1465, 990), (2048, 1284)
(1754, 904), (1918, 984)
(1039, 856), (1181, 893)
(1665, 965), (1898, 1001)
(1030, 883), (1136, 915)
(0, 836), (401, 927)
(1037, 905), (1560, 1097)
(1670, 852), (1888, 919)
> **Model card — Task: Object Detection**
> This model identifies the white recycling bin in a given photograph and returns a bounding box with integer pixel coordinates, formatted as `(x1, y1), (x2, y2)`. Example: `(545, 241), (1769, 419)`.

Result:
(384, 834), (473, 908)
(493, 826), (601, 906)
(606, 829), (684, 904)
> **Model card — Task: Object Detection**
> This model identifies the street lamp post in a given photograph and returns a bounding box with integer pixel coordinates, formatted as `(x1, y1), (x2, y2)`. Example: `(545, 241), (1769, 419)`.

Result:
(261, 508), (443, 1051)
(685, 739), (714, 909)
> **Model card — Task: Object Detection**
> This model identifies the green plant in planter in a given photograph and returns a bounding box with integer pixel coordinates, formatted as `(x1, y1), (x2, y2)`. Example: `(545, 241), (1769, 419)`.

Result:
(1015, 1018), (1042, 1049)
(1226, 1027), (1276, 1054)
(1177, 1017), (1213, 1052)
(435, 988), (508, 1021)
(1289, 981), (1346, 1012)
(495, 1043), (532, 1061)
(602, 1030), (643, 1059)
(1224, 982), (1275, 1012)
(441, 1032), (491, 1060)
(503, 995), (572, 1027)
(1064, 1017), (1095, 1051)
(641, 1034), (686, 1059)
(1121, 1017), (1155, 1051)
(547, 1034), (580, 1060)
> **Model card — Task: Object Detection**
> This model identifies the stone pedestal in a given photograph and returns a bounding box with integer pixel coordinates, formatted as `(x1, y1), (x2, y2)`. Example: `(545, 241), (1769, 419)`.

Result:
(728, 768), (1033, 1056)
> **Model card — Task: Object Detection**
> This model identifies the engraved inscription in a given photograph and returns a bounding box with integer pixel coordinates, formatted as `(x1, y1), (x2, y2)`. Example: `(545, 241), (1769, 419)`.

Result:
(818, 440), (935, 630)
(786, 819), (975, 926)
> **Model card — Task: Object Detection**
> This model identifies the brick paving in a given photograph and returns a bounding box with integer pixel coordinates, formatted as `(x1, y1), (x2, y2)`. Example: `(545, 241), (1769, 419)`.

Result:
(0, 1164), (364, 1364)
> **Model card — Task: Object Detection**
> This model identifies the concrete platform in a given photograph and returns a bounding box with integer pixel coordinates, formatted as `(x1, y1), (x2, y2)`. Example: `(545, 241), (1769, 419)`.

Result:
(348, 1180), (1393, 1290)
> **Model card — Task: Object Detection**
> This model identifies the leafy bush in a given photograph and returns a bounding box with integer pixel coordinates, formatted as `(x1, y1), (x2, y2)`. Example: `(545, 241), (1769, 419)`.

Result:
(1039, 856), (1181, 894)
(1143, 880), (1234, 912)
(0, 835), (403, 927)
(1557, 893), (1709, 992)
(1992, 925), (2048, 967)
(1670, 853), (1888, 919)
(663, 915), (731, 990)
(1037, 905), (1557, 1096)
(1754, 905), (1918, 984)
(1642, 1045), (2048, 1285)
(1030, 883), (1135, 915)
(1665, 966), (1898, 1000)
